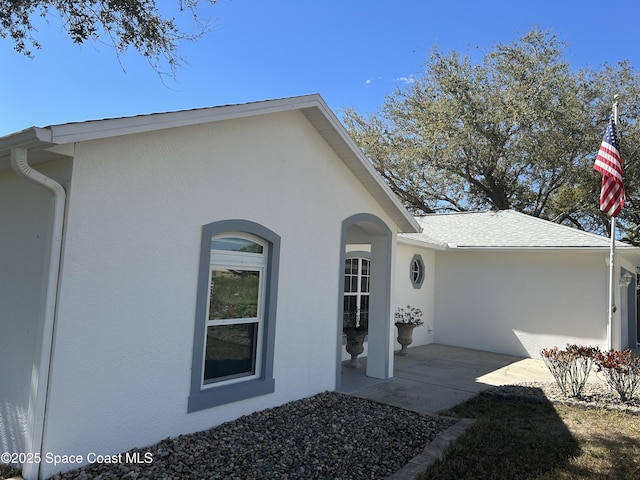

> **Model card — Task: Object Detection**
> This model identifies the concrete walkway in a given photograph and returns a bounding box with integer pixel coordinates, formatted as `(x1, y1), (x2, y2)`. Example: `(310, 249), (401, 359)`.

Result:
(341, 343), (557, 414)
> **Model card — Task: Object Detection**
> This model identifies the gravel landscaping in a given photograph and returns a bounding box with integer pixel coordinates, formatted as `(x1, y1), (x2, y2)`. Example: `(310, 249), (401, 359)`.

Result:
(6, 381), (638, 480)
(46, 391), (457, 480)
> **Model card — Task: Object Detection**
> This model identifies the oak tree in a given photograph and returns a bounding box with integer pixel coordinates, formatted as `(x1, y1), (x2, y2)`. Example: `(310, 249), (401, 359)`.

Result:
(344, 29), (640, 241)
(1, 0), (216, 75)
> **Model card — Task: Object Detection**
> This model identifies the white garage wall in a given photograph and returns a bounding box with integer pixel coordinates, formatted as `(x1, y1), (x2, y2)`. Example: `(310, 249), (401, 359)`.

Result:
(434, 250), (609, 358)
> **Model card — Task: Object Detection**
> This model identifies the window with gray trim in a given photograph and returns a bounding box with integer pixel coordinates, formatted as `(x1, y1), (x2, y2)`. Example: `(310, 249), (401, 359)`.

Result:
(410, 254), (425, 289)
(188, 220), (280, 413)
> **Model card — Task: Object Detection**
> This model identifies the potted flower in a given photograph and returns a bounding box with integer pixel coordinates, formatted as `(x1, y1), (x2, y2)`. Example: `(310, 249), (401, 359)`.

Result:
(394, 305), (423, 356)
(343, 309), (368, 368)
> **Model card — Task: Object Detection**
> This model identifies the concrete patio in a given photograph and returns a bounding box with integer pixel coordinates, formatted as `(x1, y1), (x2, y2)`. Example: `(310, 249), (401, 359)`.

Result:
(340, 343), (562, 414)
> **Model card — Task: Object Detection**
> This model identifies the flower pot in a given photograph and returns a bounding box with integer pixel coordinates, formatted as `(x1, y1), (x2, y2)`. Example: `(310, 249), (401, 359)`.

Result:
(344, 329), (367, 368)
(395, 323), (416, 356)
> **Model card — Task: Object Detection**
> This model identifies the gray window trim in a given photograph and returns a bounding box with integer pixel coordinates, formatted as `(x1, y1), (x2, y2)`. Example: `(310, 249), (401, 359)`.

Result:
(410, 254), (425, 289)
(188, 219), (280, 413)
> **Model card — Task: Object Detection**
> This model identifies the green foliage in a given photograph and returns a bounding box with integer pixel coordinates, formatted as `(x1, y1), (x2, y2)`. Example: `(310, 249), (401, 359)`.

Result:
(540, 344), (600, 398)
(0, 0), (216, 76)
(343, 308), (368, 332)
(344, 29), (640, 239)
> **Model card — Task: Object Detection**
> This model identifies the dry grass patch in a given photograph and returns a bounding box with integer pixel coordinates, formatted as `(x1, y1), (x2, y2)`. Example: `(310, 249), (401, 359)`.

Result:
(0, 463), (20, 479)
(420, 389), (640, 480)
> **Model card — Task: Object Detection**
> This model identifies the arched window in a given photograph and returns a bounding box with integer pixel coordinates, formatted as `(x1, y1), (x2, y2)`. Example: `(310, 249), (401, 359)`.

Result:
(189, 220), (279, 412)
(344, 256), (370, 329)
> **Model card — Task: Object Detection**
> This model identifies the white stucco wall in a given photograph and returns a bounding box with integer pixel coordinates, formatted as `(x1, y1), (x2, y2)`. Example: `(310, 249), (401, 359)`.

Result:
(39, 110), (398, 478)
(340, 242), (434, 362)
(0, 159), (71, 462)
(393, 243), (436, 349)
(433, 250), (610, 358)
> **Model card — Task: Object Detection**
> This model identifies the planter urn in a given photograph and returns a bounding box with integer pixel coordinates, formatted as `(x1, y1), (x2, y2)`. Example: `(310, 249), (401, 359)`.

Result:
(395, 322), (416, 356)
(344, 330), (367, 368)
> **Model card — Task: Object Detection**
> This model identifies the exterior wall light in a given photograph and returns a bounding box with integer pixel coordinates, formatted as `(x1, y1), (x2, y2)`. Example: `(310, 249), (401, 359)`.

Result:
(620, 271), (633, 288)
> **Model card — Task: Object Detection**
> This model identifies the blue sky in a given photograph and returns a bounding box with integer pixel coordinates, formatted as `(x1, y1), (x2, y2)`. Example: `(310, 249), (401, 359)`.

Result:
(1, 0), (639, 137)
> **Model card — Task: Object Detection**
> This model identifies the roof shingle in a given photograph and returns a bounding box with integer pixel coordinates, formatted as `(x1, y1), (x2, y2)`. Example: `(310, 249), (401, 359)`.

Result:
(401, 210), (634, 250)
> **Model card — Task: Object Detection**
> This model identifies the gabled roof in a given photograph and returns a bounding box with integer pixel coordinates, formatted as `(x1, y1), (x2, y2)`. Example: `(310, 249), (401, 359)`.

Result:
(400, 210), (639, 252)
(0, 94), (420, 233)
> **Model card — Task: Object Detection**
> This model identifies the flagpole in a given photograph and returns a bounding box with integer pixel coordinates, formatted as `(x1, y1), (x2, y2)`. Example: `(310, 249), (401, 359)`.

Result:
(607, 98), (619, 350)
(607, 214), (615, 350)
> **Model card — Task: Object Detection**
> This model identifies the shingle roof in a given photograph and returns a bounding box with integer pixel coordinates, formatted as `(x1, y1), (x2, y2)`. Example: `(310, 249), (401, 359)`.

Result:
(400, 210), (636, 250)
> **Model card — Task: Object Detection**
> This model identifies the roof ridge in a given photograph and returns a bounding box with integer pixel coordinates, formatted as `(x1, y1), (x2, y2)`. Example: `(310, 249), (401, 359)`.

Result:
(502, 210), (628, 245)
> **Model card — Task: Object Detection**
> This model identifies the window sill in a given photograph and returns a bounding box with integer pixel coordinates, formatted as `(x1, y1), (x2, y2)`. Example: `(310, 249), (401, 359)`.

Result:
(187, 377), (275, 413)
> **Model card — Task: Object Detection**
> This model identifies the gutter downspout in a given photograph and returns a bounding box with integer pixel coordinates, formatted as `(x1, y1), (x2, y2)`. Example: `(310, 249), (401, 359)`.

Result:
(11, 147), (66, 480)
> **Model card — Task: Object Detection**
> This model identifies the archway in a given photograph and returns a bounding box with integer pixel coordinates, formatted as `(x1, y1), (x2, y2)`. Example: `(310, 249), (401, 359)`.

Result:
(336, 213), (394, 390)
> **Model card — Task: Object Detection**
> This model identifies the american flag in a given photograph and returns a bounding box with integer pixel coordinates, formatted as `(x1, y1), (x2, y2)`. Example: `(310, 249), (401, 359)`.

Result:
(593, 115), (624, 217)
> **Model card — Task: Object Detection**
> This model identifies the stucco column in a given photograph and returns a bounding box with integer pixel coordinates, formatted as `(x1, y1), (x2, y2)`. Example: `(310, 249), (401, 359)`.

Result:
(366, 233), (393, 379)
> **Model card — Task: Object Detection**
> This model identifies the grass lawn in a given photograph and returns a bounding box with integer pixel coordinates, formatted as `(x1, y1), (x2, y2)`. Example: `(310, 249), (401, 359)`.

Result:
(420, 390), (640, 480)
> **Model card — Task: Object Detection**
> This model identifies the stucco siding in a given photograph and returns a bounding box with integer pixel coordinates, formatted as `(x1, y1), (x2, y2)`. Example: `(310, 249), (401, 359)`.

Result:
(40, 110), (397, 476)
(0, 159), (71, 461)
(394, 244), (436, 348)
(434, 250), (609, 358)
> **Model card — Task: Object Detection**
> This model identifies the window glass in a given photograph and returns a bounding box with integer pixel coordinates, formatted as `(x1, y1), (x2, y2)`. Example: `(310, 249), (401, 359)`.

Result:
(211, 237), (263, 254)
(344, 258), (359, 293)
(360, 275), (370, 294)
(344, 296), (357, 314)
(412, 260), (421, 283)
(343, 257), (370, 328)
(204, 323), (258, 383)
(410, 254), (425, 288)
(359, 296), (370, 324)
(209, 269), (259, 320)
(361, 259), (370, 275)
(204, 233), (265, 387)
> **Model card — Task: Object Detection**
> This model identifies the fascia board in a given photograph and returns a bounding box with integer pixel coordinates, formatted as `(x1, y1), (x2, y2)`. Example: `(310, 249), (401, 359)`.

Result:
(397, 236), (446, 250)
(48, 95), (326, 144)
(0, 127), (54, 171)
(0, 127), (53, 150)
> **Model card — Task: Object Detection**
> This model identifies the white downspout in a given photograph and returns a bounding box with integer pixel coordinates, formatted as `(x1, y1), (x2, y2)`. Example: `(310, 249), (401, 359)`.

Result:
(11, 147), (66, 480)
